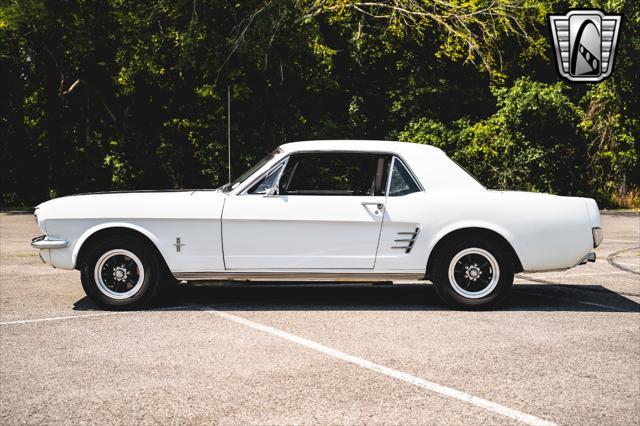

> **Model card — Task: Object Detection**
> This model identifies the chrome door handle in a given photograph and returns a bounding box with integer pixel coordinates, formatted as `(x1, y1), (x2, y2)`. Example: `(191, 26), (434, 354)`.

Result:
(361, 201), (384, 210)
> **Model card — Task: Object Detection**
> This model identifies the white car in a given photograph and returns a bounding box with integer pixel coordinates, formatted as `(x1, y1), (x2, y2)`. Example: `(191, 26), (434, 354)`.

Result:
(32, 140), (603, 309)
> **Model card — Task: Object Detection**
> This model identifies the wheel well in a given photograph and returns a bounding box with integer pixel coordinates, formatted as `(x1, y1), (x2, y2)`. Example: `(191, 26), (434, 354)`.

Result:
(425, 227), (523, 279)
(75, 227), (168, 272)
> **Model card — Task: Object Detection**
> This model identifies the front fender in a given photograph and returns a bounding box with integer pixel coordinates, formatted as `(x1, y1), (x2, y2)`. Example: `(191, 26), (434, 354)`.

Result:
(72, 222), (162, 269)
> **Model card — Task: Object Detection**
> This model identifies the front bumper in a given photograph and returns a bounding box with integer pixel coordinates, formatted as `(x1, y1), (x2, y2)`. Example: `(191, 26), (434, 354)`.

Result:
(31, 235), (69, 249)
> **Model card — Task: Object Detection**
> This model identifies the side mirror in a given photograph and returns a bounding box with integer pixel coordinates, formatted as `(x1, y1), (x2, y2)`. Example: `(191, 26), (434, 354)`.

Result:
(264, 186), (279, 197)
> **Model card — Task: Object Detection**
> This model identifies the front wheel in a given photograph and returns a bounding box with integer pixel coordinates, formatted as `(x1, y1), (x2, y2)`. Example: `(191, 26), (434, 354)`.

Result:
(431, 238), (514, 308)
(80, 236), (162, 310)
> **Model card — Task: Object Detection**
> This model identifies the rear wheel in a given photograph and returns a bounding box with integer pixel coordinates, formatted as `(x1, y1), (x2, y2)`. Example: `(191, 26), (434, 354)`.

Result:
(431, 237), (514, 308)
(80, 236), (162, 310)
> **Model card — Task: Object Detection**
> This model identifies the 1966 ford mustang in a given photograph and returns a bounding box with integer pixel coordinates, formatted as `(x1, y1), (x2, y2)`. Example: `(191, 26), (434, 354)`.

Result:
(32, 140), (603, 309)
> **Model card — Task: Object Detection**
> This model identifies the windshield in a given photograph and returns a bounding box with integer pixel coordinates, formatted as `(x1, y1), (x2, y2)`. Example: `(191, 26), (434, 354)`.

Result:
(221, 148), (282, 193)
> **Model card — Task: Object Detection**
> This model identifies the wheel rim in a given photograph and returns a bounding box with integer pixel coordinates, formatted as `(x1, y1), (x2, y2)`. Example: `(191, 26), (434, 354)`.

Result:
(94, 249), (145, 299)
(448, 248), (500, 299)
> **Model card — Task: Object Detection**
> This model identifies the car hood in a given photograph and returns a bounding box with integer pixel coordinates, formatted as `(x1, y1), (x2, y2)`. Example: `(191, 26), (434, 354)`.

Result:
(36, 190), (226, 220)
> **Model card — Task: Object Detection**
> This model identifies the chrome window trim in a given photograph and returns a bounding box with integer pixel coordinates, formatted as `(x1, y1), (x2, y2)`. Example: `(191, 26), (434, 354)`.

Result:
(282, 159), (299, 191)
(386, 155), (424, 196)
(233, 149), (424, 197)
(241, 161), (287, 195)
(277, 151), (389, 197)
(238, 156), (290, 196)
(229, 148), (286, 195)
(385, 156), (396, 196)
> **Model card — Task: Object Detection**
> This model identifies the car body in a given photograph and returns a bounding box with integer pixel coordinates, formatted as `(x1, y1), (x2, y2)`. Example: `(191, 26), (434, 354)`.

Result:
(32, 140), (603, 308)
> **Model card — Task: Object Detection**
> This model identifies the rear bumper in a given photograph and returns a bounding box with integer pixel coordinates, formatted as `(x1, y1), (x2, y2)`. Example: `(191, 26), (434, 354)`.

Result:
(31, 235), (69, 249)
(577, 252), (596, 265)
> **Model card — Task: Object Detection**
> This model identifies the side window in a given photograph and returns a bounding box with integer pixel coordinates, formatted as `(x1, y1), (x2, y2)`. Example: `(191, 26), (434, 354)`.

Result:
(248, 164), (283, 194)
(280, 153), (389, 196)
(388, 158), (421, 196)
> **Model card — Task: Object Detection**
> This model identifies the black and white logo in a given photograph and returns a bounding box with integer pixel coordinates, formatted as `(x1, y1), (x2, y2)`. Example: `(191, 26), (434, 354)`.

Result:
(549, 10), (622, 82)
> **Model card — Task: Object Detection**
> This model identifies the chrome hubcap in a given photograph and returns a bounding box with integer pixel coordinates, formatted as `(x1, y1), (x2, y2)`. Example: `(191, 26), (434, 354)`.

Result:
(465, 264), (482, 280)
(113, 266), (128, 281)
(448, 248), (500, 299)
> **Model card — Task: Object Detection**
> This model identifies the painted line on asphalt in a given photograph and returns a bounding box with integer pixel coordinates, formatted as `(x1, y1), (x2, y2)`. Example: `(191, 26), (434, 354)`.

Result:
(602, 239), (640, 244)
(0, 305), (192, 326)
(0, 312), (122, 325)
(204, 308), (557, 426)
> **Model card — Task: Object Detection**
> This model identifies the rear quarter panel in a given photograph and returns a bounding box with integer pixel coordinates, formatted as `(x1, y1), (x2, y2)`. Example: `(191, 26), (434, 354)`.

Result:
(377, 191), (596, 273)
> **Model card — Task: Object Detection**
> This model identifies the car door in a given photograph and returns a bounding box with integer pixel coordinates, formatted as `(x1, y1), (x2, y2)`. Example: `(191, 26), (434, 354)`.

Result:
(374, 156), (428, 271)
(222, 152), (390, 269)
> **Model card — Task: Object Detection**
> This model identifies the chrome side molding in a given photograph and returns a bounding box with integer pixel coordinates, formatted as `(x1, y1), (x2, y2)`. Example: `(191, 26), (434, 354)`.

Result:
(173, 271), (425, 282)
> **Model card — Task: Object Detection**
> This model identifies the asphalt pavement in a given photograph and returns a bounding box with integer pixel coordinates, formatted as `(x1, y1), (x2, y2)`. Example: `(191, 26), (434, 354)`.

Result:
(1, 211), (638, 425)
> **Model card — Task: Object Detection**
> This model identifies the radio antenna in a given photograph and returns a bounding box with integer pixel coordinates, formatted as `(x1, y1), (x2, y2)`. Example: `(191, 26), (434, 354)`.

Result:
(227, 85), (231, 183)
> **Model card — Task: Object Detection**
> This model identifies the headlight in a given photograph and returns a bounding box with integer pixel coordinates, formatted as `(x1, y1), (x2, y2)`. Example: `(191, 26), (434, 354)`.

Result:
(592, 227), (603, 248)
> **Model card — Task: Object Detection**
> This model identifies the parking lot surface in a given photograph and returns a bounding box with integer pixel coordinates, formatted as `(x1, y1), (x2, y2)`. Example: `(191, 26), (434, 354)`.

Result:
(1, 212), (638, 425)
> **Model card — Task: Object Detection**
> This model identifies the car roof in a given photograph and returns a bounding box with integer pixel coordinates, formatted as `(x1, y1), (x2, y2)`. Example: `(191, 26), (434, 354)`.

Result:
(279, 140), (442, 156)
(276, 139), (485, 192)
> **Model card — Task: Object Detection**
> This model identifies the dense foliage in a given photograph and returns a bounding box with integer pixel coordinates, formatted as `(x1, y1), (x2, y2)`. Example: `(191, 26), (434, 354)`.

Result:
(1, 0), (638, 207)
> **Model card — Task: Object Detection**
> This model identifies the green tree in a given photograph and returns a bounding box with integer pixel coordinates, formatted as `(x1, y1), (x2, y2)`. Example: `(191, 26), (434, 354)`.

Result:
(1, 0), (637, 208)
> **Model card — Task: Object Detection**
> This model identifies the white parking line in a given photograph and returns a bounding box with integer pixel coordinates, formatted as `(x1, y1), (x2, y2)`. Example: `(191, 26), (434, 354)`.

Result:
(205, 308), (557, 426)
(0, 312), (122, 325)
(0, 306), (192, 326)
